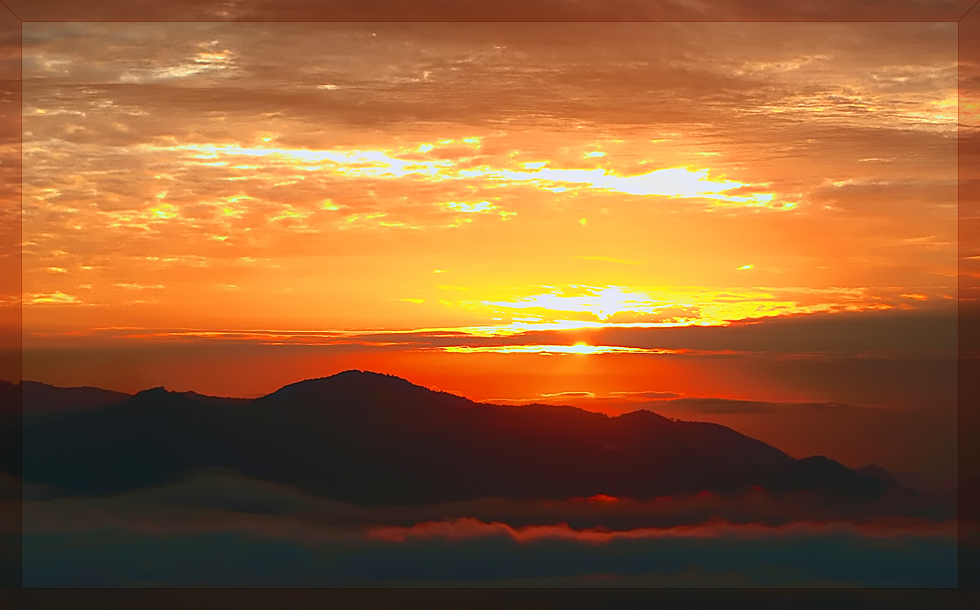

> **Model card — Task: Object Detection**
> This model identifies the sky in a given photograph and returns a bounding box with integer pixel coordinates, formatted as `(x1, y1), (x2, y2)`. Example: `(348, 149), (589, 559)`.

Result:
(17, 22), (959, 478)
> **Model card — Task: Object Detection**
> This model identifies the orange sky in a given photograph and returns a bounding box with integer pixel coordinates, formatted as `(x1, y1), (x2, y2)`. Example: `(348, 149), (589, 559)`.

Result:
(16, 22), (959, 477)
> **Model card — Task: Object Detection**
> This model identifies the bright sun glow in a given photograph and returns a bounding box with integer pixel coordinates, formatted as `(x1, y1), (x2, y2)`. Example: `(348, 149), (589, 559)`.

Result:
(463, 285), (896, 332)
(439, 344), (678, 355)
(480, 287), (661, 322)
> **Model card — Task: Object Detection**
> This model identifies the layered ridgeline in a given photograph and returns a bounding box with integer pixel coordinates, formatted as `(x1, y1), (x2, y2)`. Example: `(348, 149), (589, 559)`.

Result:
(12, 371), (903, 505)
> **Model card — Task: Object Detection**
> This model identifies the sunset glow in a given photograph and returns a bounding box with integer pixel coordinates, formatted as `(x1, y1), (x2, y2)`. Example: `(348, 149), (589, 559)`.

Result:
(15, 21), (958, 483)
(439, 344), (675, 355)
(6, 15), (970, 592)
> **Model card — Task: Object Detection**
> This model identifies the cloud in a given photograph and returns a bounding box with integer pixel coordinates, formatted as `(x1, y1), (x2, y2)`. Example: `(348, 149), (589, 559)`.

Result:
(659, 397), (860, 415)
(18, 469), (958, 587)
(439, 344), (675, 355)
(25, 292), (80, 305)
(19, 22), (956, 337)
(114, 283), (165, 290)
(540, 391), (596, 399)
(22, 511), (956, 587)
(608, 390), (683, 400)
(368, 516), (954, 544)
(491, 389), (866, 417)
(9, 0), (974, 22)
(21, 307), (958, 358)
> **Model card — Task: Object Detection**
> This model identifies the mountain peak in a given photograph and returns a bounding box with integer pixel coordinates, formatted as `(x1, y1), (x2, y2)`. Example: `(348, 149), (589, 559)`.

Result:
(858, 463), (901, 487)
(334, 369), (407, 382)
(293, 369), (412, 386)
(617, 408), (671, 421)
(261, 369), (436, 404)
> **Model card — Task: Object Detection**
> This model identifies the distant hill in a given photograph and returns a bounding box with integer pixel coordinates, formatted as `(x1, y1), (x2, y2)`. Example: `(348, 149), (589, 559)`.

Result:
(19, 371), (899, 505)
(858, 463), (902, 487)
(21, 380), (132, 423)
(1, 380), (251, 424)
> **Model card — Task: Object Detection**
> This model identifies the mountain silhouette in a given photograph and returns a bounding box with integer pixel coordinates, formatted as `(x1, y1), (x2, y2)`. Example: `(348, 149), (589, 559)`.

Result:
(858, 463), (902, 487)
(0, 380), (21, 479)
(19, 380), (132, 423)
(20, 370), (898, 505)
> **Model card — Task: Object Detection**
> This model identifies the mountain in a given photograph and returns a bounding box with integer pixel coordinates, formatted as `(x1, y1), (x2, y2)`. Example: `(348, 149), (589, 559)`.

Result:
(0, 381), (20, 478)
(858, 464), (901, 487)
(21, 380), (132, 423)
(174, 391), (253, 406)
(20, 370), (898, 505)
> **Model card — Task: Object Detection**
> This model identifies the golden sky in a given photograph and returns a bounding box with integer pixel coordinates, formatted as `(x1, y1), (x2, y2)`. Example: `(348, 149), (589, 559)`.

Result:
(17, 22), (960, 475)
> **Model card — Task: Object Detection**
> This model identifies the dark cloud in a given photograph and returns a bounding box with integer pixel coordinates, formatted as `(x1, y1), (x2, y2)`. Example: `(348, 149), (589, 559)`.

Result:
(656, 397), (857, 415)
(6, 0), (973, 23)
(22, 23), (957, 135)
(22, 515), (956, 587)
(18, 467), (957, 586)
(582, 308), (957, 353)
(609, 390), (683, 400)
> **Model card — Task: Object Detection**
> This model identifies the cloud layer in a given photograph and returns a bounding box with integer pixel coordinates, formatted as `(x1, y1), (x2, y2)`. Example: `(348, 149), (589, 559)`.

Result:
(20, 470), (957, 587)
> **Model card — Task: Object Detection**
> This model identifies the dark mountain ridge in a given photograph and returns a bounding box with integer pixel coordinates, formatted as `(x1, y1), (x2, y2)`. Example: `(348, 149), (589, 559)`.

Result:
(0, 379), (132, 417)
(17, 371), (899, 506)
